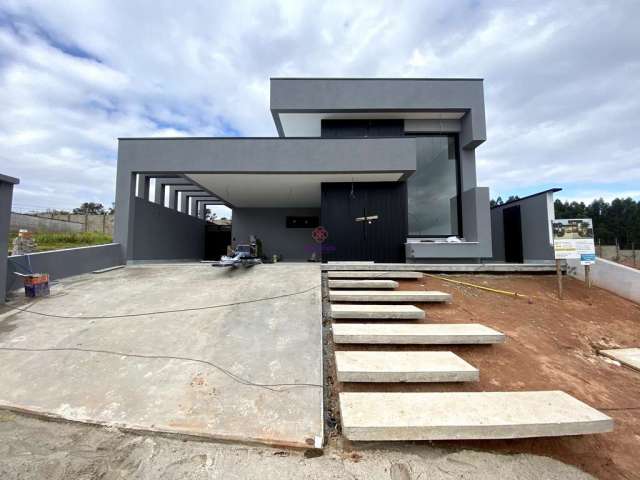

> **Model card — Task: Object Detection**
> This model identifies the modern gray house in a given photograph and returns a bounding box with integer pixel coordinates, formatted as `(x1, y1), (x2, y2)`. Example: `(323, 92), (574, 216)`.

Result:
(114, 78), (492, 263)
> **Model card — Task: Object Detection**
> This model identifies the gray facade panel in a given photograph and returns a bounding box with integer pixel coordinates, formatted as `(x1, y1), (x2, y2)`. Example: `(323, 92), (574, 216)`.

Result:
(232, 208), (320, 261)
(131, 198), (206, 260)
(6, 243), (123, 295)
(462, 186), (492, 254)
(270, 78), (486, 148)
(118, 137), (416, 174)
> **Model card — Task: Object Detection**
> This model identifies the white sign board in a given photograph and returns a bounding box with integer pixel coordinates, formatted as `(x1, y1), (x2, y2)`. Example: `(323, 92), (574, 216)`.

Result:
(552, 219), (596, 265)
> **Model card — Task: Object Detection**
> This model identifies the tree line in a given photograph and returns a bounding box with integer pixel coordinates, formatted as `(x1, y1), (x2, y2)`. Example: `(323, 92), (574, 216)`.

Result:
(44, 202), (115, 216)
(554, 198), (640, 249)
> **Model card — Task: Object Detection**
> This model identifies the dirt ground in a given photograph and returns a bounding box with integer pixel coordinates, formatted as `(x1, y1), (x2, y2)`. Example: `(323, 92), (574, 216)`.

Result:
(0, 409), (593, 479)
(328, 274), (640, 480)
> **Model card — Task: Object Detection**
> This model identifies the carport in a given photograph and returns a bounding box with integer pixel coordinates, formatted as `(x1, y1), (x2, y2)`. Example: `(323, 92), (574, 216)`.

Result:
(114, 137), (416, 262)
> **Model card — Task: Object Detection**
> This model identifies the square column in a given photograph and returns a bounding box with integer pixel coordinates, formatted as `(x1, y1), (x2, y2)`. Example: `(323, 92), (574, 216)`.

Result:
(1, 174), (20, 301)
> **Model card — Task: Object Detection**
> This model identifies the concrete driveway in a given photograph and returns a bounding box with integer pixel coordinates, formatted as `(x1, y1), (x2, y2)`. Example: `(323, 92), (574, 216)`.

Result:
(0, 263), (323, 448)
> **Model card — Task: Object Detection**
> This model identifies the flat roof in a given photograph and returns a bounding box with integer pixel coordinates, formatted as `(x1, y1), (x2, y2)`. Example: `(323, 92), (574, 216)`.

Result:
(0, 173), (19, 185)
(117, 136), (413, 140)
(270, 77), (484, 81)
(491, 188), (562, 209)
(270, 77), (486, 148)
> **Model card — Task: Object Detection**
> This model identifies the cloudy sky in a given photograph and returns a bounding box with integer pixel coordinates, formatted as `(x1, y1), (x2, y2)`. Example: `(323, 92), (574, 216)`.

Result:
(1, 0), (639, 215)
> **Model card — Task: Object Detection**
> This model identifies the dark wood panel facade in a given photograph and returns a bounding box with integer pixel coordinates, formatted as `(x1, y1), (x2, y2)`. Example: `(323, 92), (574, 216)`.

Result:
(320, 182), (407, 263)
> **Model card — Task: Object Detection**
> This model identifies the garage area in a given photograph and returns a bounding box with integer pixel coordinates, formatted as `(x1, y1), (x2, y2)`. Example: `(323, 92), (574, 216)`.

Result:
(0, 263), (323, 448)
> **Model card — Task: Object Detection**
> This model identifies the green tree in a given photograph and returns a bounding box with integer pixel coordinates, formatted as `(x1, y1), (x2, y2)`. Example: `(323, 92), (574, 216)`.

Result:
(73, 202), (105, 215)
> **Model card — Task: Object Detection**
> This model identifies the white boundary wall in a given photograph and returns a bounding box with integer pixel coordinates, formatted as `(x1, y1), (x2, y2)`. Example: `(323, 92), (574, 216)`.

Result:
(567, 257), (640, 304)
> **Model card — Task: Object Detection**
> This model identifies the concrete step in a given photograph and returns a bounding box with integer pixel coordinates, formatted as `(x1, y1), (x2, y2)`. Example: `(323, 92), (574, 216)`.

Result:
(340, 391), (614, 441)
(328, 279), (399, 289)
(330, 304), (425, 320)
(335, 351), (478, 383)
(328, 271), (423, 279)
(332, 323), (506, 345)
(600, 348), (640, 372)
(330, 290), (451, 303)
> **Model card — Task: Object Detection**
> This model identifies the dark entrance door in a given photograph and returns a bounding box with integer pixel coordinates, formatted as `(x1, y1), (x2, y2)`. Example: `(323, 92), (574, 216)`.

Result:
(503, 205), (524, 263)
(321, 182), (407, 263)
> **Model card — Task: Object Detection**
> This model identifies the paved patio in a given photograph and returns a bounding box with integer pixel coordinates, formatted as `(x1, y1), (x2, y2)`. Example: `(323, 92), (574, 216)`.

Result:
(0, 263), (323, 448)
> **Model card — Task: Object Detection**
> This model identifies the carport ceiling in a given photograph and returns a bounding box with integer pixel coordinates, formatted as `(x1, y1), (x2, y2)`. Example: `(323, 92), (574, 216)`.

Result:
(186, 173), (403, 208)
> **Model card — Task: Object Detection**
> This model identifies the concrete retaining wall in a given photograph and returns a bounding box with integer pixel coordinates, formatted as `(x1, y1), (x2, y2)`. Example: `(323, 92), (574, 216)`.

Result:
(34, 213), (114, 234)
(130, 198), (206, 260)
(598, 245), (638, 264)
(6, 243), (123, 294)
(232, 208), (320, 261)
(567, 257), (640, 304)
(10, 213), (83, 233)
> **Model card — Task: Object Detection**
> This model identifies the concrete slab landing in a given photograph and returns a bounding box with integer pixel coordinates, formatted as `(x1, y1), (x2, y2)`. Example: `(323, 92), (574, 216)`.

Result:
(330, 304), (425, 320)
(600, 348), (640, 372)
(322, 263), (558, 273)
(340, 391), (613, 441)
(335, 351), (478, 383)
(328, 279), (399, 289)
(328, 271), (423, 279)
(332, 323), (506, 344)
(0, 264), (323, 448)
(329, 290), (451, 303)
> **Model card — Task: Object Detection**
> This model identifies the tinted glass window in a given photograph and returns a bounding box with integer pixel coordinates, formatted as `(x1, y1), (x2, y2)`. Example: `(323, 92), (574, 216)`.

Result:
(321, 119), (404, 138)
(407, 136), (459, 236)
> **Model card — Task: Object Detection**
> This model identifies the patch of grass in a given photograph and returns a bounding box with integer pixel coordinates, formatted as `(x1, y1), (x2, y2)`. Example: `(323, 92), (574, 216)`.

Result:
(8, 231), (112, 253)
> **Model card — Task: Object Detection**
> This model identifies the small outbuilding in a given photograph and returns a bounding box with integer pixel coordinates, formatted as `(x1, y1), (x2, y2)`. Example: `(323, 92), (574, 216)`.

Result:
(490, 188), (561, 263)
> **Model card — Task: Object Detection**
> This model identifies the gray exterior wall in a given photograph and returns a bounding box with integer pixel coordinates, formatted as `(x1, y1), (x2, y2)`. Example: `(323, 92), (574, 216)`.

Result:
(1, 174), (19, 301)
(270, 78), (486, 149)
(115, 137), (416, 259)
(6, 243), (123, 295)
(405, 187), (492, 262)
(232, 208), (320, 261)
(130, 197), (206, 260)
(491, 192), (555, 263)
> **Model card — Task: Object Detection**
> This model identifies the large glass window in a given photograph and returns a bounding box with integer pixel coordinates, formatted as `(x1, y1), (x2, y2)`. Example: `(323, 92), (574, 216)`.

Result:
(407, 135), (460, 236)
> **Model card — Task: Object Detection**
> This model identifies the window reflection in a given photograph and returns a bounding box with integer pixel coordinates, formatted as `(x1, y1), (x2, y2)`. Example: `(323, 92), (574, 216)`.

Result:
(407, 136), (459, 236)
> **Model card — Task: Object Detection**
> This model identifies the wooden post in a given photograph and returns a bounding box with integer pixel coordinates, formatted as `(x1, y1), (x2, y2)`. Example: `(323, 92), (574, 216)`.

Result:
(633, 242), (637, 267)
(585, 264), (591, 288)
(556, 259), (563, 300)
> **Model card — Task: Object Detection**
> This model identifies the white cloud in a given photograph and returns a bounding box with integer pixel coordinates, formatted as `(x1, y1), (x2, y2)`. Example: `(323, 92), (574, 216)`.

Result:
(0, 0), (638, 212)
